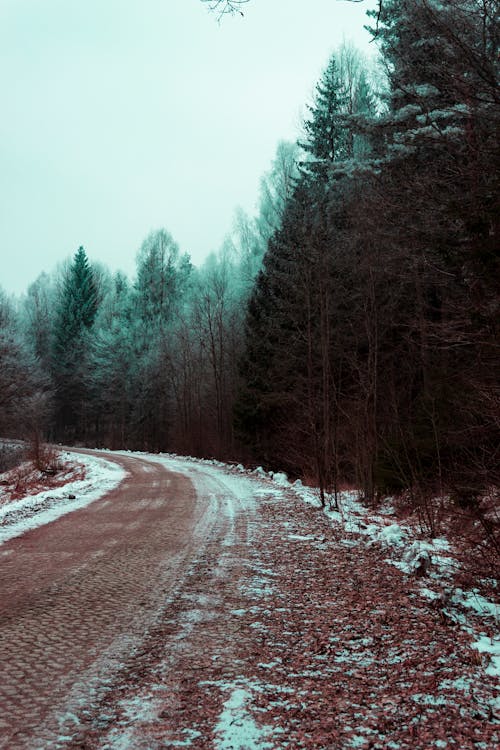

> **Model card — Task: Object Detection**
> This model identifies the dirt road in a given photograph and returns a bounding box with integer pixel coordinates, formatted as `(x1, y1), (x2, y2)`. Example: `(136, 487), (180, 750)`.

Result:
(0, 451), (498, 749)
(0, 451), (224, 749)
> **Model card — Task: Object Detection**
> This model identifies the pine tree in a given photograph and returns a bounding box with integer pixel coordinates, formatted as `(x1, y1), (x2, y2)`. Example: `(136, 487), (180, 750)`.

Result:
(51, 246), (98, 439)
(237, 48), (378, 499)
(352, 69), (378, 158)
(235, 177), (345, 502)
(300, 53), (348, 172)
(53, 247), (97, 355)
(364, 0), (500, 501)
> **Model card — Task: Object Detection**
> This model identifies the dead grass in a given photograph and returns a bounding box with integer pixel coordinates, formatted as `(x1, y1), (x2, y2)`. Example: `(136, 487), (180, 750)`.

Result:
(0, 446), (86, 505)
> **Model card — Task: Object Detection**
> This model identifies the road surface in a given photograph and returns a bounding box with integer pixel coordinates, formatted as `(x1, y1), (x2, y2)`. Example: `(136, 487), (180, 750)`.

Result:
(0, 450), (498, 749)
(0, 451), (235, 749)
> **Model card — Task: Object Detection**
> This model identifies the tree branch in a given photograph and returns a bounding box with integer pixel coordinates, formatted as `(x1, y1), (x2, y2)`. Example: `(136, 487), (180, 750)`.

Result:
(200, 0), (250, 20)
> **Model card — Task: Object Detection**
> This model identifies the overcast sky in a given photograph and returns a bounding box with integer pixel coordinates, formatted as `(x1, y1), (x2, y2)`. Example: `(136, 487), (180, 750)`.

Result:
(0, 0), (377, 295)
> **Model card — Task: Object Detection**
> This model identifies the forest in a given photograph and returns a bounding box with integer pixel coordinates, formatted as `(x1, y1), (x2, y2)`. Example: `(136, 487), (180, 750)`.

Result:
(1, 1), (498, 527)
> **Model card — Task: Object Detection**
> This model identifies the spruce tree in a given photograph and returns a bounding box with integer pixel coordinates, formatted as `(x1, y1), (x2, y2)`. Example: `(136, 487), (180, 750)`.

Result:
(300, 53), (348, 172)
(365, 0), (500, 501)
(52, 246), (98, 439)
(88, 272), (134, 448)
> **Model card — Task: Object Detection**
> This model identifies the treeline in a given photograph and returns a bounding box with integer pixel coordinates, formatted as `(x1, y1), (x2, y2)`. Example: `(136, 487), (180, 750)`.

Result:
(0, 235), (253, 458)
(1, 1), (498, 515)
(0, 138), (293, 458)
(236, 0), (499, 511)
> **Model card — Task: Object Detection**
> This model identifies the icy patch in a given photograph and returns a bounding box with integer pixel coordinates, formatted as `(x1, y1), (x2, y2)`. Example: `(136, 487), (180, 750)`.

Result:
(258, 659), (282, 670)
(96, 693), (160, 750)
(241, 576), (275, 599)
(253, 488), (284, 499)
(165, 729), (203, 747)
(420, 587), (440, 601)
(411, 693), (447, 706)
(439, 676), (474, 693)
(202, 679), (288, 750)
(373, 523), (409, 548)
(334, 648), (375, 667)
(0, 453), (127, 546)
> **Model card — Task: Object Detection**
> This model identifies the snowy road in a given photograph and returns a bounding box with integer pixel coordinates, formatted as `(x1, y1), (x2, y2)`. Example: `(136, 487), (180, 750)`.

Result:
(0, 450), (498, 749)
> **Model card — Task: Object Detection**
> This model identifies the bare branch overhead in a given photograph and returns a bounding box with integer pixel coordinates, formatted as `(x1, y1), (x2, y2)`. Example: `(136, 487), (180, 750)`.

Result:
(200, 0), (250, 20)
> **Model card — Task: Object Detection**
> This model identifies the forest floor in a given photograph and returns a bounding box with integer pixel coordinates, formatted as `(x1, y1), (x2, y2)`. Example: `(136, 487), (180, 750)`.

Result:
(0, 448), (498, 749)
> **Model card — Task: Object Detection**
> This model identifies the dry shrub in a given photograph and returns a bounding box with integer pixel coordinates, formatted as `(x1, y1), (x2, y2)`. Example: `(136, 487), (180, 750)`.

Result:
(30, 443), (63, 474)
(449, 490), (500, 582)
(391, 486), (499, 585)
(10, 461), (33, 491)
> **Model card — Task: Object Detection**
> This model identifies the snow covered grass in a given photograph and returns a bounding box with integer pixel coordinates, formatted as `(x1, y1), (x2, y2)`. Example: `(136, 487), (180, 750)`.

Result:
(0, 450), (127, 546)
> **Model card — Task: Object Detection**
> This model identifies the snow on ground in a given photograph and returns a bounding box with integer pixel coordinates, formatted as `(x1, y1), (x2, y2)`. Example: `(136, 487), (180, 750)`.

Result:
(211, 680), (274, 750)
(71, 451), (498, 749)
(0, 451), (127, 546)
(141, 452), (500, 683)
(1, 446), (497, 682)
(1, 447), (498, 747)
(285, 470), (500, 682)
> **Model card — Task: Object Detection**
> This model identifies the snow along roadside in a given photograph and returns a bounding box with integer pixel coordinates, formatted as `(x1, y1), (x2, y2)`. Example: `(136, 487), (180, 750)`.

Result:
(124, 450), (500, 683)
(0, 451), (127, 546)
(279, 471), (500, 682)
(1, 446), (497, 683)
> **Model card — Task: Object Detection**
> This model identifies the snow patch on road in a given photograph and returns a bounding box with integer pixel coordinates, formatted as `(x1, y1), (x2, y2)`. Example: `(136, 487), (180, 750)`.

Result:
(0, 452), (127, 545)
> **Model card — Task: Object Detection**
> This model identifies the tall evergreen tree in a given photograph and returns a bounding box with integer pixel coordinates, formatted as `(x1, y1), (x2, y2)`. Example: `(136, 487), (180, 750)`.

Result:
(88, 272), (134, 448)
(300, 53), (348, 171)
(237, 47), (378, 500)
(368, 0), (500, 500)
(51, 246), (98, 439)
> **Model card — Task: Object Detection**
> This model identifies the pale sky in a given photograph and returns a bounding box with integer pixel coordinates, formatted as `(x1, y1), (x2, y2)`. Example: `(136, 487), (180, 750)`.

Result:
(0, 0), (377, 295)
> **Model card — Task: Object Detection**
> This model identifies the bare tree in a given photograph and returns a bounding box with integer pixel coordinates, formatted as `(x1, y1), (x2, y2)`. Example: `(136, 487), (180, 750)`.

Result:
(201, 1), (383, 26)
(200, 0), (250, 19)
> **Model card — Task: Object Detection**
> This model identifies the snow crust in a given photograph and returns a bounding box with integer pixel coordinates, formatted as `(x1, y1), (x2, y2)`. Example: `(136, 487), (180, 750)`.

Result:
(0, 451), (127, 546)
